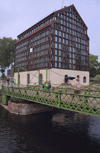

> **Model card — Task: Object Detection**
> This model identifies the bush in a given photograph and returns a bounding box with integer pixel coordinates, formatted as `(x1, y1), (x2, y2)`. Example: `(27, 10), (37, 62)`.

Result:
(89, 82), (93, 86)
(94, 75), (100, 83)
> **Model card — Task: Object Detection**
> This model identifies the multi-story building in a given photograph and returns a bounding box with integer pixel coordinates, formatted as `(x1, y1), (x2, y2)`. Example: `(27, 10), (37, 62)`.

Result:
(14, 4), (89, 85)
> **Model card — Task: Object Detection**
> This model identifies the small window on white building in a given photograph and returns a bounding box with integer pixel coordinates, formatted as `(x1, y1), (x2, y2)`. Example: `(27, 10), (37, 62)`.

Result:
(83, 76), (86, 83)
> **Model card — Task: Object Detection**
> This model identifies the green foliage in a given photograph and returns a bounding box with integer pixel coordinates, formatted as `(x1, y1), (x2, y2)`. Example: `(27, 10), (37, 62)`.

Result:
(89, 54), (100, 77)
(1, 73), (7, 79)
(89, 54), (98, 77)
(89, 82), (93, 86)
(94, 75), (100, 82)
(89, 54), (99, 68)
(0, 37), (17, 72)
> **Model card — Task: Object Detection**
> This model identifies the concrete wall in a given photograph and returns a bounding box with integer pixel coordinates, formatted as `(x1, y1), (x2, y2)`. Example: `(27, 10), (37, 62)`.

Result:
(14, 68), (89, 86)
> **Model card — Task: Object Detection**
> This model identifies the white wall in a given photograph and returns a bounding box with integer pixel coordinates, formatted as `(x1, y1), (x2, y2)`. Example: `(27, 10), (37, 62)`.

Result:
(50, 68), (89, 86)
(14, 68), (89, 86)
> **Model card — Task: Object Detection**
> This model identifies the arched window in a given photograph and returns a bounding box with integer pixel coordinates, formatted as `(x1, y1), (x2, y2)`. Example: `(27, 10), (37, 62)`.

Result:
(27, 74), (30, 84)
(83, 76), (86, 83)
(65, 75), (68, 83)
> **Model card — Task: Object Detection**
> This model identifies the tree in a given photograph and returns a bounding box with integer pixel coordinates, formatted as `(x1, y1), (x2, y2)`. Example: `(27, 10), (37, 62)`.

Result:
(89, 54), (99, 77)
(1, 73), (7, 80)
(0, 37), (17, 75)
(94, 75), (100, 83)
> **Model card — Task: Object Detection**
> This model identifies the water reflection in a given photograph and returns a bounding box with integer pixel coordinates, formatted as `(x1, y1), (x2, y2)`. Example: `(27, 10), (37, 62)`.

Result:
(0, 105), (100, 153)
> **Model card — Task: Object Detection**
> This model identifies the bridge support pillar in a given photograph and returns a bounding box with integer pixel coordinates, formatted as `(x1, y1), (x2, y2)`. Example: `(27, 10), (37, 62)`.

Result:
(7, 100), (53, 115)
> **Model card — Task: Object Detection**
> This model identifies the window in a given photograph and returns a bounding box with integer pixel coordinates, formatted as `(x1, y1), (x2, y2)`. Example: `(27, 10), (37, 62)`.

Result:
(73, 65), (76, 69)
(63, 32), (65, 37)
(73, 54), (75, 58)
(61, 14), (63, 18)
(64, 15), (66, 20)
(69, 59), (72, 63)
(64, 27), (66, 32)
(59, 31), (61, 36)
(63, 39), (65, 44)
(59, 57), (61, 62)
(69, 64), (72, 68)
(59, 37), (62, 43)
(62, 45), (65, 50)
(66, 40), (68, 45)
(55, 43), (58, 48)
(55, 56), (57, 61)
(63, 64), (65, 68)
(69, 53), (72, 58)
(55, 36), (58, 42)
(59, 63), (61, 68)
(66, 34), (68, 38)
(64, 21), (66, 25)
(55, 49), (57, 55)
(55, 30), (58, 35)
(73, 48), (75, 52)
(55, 62), (57, 67)
(69, 47), (71, 52)
(78, 44), (80, 48)
(59, 44), (61, 49)
(27, 74), (30, 84)
(61, 26), (63, 30)
(83, 76), (86, 83)
(59, 50), (62, 56)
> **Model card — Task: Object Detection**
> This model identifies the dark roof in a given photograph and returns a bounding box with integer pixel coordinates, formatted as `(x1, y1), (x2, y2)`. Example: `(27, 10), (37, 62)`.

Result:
(55, 4), (87, 29)
(15, 21), (55, 44)
(16, 4), (88, 44)
(17, 12), (54, 38)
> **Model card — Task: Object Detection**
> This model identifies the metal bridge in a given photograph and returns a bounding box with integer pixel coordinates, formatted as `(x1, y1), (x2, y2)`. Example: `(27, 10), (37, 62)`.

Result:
(1, 66), (100, 118)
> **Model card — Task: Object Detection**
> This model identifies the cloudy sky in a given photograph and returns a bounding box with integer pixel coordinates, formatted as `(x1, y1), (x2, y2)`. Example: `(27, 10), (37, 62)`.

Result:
(0, 0), (100, 60)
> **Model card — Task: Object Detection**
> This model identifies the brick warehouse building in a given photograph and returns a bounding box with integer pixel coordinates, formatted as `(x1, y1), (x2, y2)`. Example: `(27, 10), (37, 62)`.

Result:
(14, 4), (89, 86)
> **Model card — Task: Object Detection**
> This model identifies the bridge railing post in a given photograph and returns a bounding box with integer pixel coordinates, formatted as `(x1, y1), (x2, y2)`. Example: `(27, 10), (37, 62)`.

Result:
(88, 87), (91, 95)
(84, 90), (88, 105)
(46, 68), (48, 81)
(58, 90), (61, 108)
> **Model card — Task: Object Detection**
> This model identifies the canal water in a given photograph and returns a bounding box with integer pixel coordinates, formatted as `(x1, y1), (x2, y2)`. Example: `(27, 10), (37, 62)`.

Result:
(0, 104), (100, 153)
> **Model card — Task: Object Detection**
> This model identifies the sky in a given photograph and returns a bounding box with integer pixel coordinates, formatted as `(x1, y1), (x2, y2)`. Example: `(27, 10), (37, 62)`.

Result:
(0, 0), (100, 75)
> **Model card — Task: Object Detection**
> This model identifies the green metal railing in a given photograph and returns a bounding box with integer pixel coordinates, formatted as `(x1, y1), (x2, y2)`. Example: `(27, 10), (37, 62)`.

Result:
(1, 85), (100, 118)
(1, 65), (100, 118)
